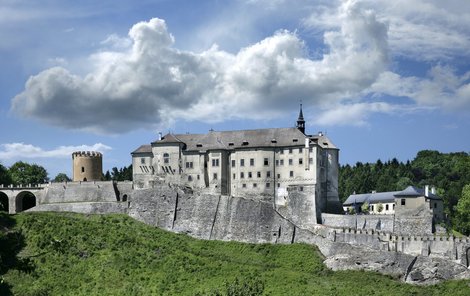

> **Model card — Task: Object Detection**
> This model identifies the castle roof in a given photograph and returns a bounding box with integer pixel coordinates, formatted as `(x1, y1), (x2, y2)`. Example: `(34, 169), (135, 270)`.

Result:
(343, 191), (400, 206)
(131, 144), (152, 154)
(151, 127), (338, 151)
(343, 186), (442, 206)
(394, 186), (441, 200)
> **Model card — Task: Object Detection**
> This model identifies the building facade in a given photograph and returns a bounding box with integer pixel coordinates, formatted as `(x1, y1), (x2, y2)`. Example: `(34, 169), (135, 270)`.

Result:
(131, 107), (343, 223)
(343, 185), (444, 221)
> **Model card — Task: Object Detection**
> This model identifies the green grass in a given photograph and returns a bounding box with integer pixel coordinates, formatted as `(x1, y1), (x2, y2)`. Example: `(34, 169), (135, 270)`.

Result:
(0, 212), (469, 295)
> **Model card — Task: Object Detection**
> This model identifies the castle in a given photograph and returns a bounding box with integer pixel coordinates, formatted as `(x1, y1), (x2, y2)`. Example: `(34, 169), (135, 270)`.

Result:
(131, 105), (343, 223)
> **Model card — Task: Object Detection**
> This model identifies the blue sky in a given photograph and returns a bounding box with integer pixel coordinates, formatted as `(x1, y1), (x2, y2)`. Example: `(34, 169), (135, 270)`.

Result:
(1, 0), (470, 179)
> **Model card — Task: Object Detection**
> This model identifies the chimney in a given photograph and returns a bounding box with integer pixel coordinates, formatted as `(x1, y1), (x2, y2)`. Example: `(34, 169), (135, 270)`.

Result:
(425, 185), (429, 197)
(431, 186), (436, 195)
(158, 132), (162, 141)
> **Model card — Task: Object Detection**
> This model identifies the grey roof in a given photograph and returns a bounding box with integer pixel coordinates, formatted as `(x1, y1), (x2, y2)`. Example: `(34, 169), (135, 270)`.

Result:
(395, 186), (441, 200)
(131, 144), (152, 154)
(343, 186), (442, 205)
(151, 128), (337, 151)
(343, 191), (400, 206)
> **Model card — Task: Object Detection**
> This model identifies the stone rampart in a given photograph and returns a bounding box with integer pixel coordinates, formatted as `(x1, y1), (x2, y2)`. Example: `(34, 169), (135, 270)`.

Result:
(321, 213), (394, 232)
(41, 181), (119, 204)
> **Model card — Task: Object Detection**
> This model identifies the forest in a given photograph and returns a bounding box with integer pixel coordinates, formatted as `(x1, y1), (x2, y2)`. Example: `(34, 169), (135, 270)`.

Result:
(339, 150), (470, 233)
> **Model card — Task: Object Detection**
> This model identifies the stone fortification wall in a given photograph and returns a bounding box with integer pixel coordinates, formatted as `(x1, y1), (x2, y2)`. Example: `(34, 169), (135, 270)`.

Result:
(128, 184), (295, 244)
(393, 207), (433, 235)
(321, 213), (394, 232)
(40, 181), (123, 204)
(29, 202), (128, 214)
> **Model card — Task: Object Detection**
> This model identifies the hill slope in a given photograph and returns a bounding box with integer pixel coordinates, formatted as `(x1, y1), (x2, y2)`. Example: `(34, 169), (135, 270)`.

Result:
(0, 212), (469, 295)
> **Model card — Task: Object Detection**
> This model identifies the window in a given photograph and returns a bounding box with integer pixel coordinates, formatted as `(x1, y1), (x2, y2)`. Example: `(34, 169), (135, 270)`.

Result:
(289, 159), (293, 165)
(248, 172), (252, 178)
(264, 158), (269, 166)
(232, 159), (235, 167)
(280, 149), (284, 154)
(240, 159), (245, 167)
(185, 162), (193, 169)
(371, 205), (374, 211)
(309, 158), (313, 164)
(299, 148), (303, 153)
(141, 158), (146, 164)
(393, 204), (395, 210)
(401, 199), (406, 206)
(81, 167), (85, 173)
(188, 176), (193, 182)
(267, 171), (271, 178)
(299, 158), (303, 165)
(276, 160), (279, 166)
(242, 183), (247, 188)
(280, 159), (284, 166)
(250, 158), (255, 166)
(300, 186), (303, 191)
(253, 183), (257, 188)
(289, 171), (294, 177)
(309, 147), (313, 152)
(385, 204), (389, 211)
(277, 183), (280, 188)
(277, 173), (280, 179)
(197, 175), (200, 180)
(240, 172), (244, 179)
(266, 182), (271, 188)
(434, 202), (437, 209)
(233, 173), (236, 179)
(289, 148), (293, 154)
(257, 172), (261, 178)
(163, 153), (170, 164)
(213, 173), (218, 180)
(212, 159), (219, 167)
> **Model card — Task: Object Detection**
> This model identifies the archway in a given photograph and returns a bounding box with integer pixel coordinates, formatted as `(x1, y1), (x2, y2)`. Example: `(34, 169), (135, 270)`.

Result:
(0, 192), (8, 212)
(16, 191), (36, 212)
(466, 247), (470, 267)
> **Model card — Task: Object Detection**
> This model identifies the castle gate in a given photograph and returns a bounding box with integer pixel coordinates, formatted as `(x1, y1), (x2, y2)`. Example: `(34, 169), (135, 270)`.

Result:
(466, 247), (470, 267)
(0, 192), (8, 212)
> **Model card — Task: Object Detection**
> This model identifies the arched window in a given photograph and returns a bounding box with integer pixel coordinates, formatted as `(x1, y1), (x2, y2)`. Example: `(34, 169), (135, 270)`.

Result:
(163, 153), (170, 164)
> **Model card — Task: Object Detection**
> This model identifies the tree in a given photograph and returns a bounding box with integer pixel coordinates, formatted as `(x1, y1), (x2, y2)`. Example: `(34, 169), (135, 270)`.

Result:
(53, 173), (71, 182)
(455, 184), (470, 235)
(9, 161), (48, 186)
(361, 202), (369, 214)
(377, 202), (384, 213)
(0, 164), (12, 186)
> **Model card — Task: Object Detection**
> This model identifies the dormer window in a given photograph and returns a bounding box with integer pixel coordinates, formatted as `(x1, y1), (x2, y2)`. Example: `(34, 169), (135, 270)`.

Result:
(242, 140), (249, 146)
(196, 143), (203, 148)
(271, 139), (277, 144)
(293, 138), (298, 142)
(228, 142), (234, 146)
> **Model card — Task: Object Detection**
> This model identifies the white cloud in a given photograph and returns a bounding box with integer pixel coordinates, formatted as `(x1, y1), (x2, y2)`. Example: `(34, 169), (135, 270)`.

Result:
(313, 102), (396, 126)
(0, 143), (112, 160)
(369, 66), (470, 110)
(304, 0), (470, 61)
(12, 1), (389, 133)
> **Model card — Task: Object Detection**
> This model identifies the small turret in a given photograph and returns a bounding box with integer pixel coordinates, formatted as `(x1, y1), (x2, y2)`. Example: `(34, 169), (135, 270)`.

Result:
(296, 103), (305, 134)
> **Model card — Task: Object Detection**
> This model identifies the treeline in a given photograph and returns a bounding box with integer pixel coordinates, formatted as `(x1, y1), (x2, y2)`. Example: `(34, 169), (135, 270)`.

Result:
(0, 162), (133, 186)
(339, 150), (470, 218)
(102, 165), (133, 181)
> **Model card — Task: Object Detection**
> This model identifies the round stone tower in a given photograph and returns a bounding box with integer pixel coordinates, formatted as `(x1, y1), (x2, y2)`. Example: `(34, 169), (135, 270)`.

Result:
(72, 151), (103, 182)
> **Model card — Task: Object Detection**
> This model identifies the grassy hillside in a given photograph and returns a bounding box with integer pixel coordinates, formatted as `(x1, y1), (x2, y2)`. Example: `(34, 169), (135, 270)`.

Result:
(0, 212), (469, 295)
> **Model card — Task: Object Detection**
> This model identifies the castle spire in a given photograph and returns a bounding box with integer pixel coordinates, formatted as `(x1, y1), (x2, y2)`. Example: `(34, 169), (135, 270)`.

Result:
(296, 102), (305, 134)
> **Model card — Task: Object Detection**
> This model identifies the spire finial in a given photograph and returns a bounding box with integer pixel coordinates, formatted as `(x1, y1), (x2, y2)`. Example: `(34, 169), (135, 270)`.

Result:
(296, 101), (305, 134)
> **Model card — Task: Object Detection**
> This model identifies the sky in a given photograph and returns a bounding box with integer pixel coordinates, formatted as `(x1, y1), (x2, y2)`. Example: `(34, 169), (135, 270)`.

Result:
(1, 0), (470, 179)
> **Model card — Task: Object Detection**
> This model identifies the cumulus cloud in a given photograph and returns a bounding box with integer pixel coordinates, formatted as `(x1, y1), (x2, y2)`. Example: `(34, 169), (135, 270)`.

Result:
(304, 0), (470, 61)
(313, 102), (396, 126)
(12, 1), (389, 133)
(369, 66), (470, 110)
(0, 143), (111, 160)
